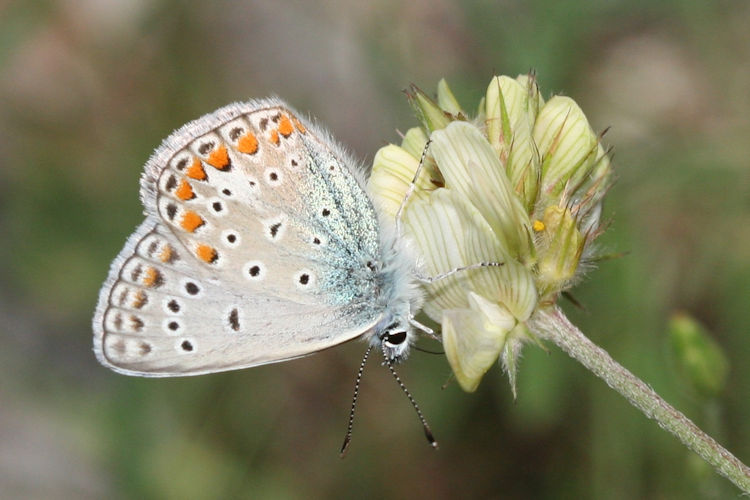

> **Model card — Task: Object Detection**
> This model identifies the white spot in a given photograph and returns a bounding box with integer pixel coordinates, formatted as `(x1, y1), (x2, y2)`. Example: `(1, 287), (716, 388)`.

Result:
(224, 305), (243, 333)
(294, 269), (316, 290)
(190, 132), (221, 158)
(221, 229), (241, 248)
(265, 168), (283, 186)
(220, 117), (251, 144)
(263, 215), (287, 241)
(163, 318), (184, 335)
(179, 278), (204, 298)
(170, 153), (193, 172)
(207, 197), (227, 217)
(104, 309), (123, 332)
(176, 338), (197, 354)
(162, 297), (183, 316)
(289, 155), (303, 170)
(103, 334), (127, 360)
(218, 185), (235, 198)
(247, 175), (260, 191)
(243, 261), (265, 281)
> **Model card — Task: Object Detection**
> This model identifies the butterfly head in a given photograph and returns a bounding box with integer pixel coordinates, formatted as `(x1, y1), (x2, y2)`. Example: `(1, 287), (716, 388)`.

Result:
(375, 317), (414, 362)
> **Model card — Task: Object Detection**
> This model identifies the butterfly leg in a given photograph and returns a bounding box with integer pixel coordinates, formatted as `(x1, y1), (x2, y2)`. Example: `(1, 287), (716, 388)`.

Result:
(409, 316), (439, 340)
(415, 261), (504, 283)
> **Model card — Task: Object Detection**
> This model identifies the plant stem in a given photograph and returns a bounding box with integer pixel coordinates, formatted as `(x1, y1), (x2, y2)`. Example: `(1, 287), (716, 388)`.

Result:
(529, 306), (750, 494)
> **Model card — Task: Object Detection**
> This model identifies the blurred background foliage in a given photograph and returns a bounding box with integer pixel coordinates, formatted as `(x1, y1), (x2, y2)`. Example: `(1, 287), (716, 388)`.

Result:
(1, 0), (749, 498)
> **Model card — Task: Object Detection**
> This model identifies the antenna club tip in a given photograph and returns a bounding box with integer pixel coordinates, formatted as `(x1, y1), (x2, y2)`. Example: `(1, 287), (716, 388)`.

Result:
(340, 438), (351, 458)
(425, 430), (438, 449)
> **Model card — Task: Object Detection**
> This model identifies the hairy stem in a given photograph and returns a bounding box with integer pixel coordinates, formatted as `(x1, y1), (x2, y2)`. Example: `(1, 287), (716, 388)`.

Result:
(528, 306), (750, 493)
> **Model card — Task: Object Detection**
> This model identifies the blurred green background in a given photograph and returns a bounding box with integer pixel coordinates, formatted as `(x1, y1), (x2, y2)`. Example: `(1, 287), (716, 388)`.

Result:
(2, 1), (749, 498)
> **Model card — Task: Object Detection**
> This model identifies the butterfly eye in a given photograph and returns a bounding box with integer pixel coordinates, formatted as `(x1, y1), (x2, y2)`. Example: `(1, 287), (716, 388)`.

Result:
(384, 330), (407, 346)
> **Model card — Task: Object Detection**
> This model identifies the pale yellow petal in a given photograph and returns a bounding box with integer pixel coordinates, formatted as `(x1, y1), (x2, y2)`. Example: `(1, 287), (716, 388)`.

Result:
(430, 121), (532, 260)
(369, 145), (425, 219)
(442, 293), (516, 392)
(404, 189), (537, 322)
(404, 189), (497, 317)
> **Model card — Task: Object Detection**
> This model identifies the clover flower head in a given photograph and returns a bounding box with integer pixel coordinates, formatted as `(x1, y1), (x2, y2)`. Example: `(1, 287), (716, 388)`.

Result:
(369, 75), (614, 392)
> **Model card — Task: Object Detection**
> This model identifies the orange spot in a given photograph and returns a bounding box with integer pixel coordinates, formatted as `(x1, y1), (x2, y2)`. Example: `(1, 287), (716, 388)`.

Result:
(175, 180), (195, 200)
(132, 290), (148, 309)
(269, 129), (280, 146)
(196, 244), (218, 263)
(142, 267), (163, 288)
(180, 211), (204, 233)
(278, 114), (294, 137)
(186, 158), (207, 180)
(293, 116), (306, 133)
(159, 245), (175, 263)
(207, 144), (230, 170)
(238, 132), (259, 154)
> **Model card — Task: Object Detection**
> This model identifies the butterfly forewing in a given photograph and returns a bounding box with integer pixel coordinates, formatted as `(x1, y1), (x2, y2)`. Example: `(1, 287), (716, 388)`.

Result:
(93, 99), (386, 376)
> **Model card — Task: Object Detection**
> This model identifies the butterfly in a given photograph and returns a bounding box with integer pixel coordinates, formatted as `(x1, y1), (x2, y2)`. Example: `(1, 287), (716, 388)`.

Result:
(93, 98), (426, 379)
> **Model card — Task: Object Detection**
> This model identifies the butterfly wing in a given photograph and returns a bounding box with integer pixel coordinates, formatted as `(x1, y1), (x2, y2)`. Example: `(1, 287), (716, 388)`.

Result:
(93, 99), (386, 376)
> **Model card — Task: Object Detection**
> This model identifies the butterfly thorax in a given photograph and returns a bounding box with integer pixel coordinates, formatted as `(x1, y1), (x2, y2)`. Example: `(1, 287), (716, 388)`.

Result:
(367, 218), (423, 362)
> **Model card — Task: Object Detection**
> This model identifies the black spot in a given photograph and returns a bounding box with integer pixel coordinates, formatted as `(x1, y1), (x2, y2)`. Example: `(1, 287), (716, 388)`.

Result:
(271, 112), (281, 123)
(130, 264), (142, 282)
(230, 127), (243, 140)
(291, 159), (298, 167)
(227, 233), (237, 243)
(117, 287), (128, 306)
(165, 174), (177, 191)
(130, 315), (144, 332)
(167, 299), (180, 313)
(249, 180), (256, 187)
(322, 208), (331, 217)
(185, 282), (200, 295)
(147, 240), (159, 256)
(259, 118), (269, 130)
(212, 201), (223, 212)
(113, 313), (123, 330)
(181, 340), (193, 351)
(176, 158), (188, 171)
(198, 142), (214, 155)
(312, 237), (321, 245)
(269, 171), (279, 181)
(222, 188), (232, 196)
(204, 248), (219, 264)
(168, 321), (179, 331)
(229, 308), (240, 331)
(270, 222), (282, 238)
(249, 265), (260, 277)
(329, 165), (335, 171)
(166, 203), (177, 220)
(367, 260), (376, 271)
(139, 343), (152, 355)
(298, 273), (310, 285)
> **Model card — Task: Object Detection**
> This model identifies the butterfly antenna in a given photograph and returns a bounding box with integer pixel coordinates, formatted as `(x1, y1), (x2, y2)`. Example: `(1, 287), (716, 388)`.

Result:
(340, 344), (374, 457)
(382, 344), (438, 450)
(395, 138), (432, 236)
